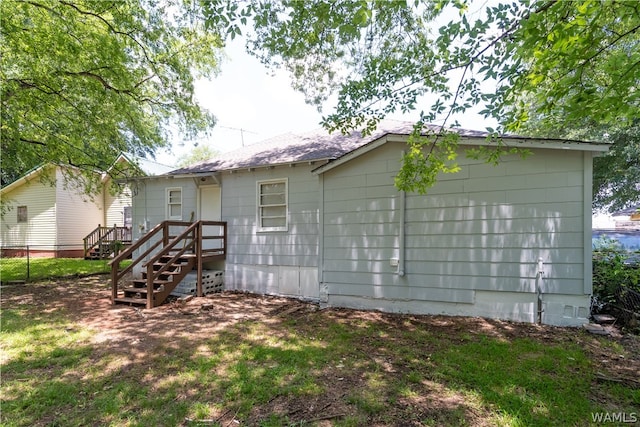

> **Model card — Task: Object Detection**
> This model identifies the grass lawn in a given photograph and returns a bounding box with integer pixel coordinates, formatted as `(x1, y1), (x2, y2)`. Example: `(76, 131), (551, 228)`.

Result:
(1, 276), (638, 426)
(0, 257), (129, 282)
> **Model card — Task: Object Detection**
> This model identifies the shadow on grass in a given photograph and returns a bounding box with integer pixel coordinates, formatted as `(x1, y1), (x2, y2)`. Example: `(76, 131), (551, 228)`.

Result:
(1, 284), (638, 426)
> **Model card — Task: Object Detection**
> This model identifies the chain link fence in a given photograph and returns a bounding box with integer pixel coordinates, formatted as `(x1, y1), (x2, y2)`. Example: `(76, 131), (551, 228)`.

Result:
(611, 286), (640, 330)
(1, 246), (33, 283)
(1, 245), (86, 283)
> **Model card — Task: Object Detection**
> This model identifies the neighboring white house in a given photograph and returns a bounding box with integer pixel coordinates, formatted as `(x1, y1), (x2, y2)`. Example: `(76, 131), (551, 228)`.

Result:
(0, 154), (173, 258)
(129, 120), (609, 326)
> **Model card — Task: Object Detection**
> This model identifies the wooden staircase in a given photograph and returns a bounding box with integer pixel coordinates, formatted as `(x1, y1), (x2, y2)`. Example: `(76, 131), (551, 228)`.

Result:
(84, 224), (132, 260)
(110, 220), (226, 308)
(86, 241), (120, 260)
(114, 254), (196, 307)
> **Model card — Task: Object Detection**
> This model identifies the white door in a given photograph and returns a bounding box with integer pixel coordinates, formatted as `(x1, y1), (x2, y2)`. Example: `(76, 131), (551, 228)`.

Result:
(199, 186), (222, 250)
(199, 186), (221, 221)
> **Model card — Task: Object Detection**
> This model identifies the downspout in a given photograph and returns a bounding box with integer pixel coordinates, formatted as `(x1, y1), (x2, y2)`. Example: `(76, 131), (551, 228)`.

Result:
(398, 187), (406, 277)
(397, 151), (406, 277)
(318, 173), (327, 303)
(536, 257), (544, 324)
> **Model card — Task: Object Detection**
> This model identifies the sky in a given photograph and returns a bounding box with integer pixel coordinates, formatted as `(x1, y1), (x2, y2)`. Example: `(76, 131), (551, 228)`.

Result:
(156, 32), (497, 166)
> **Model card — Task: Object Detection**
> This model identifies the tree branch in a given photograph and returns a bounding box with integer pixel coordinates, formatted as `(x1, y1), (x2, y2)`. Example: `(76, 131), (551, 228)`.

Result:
(57, 0), (160, 76)
(19, 137), (47, 146)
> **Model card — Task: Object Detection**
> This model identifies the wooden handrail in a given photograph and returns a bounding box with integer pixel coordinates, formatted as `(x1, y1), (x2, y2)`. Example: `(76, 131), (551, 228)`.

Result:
(85, 224), (132, 258)
(110, 221), (166, 301)
(111, 220), (227, 305)
(143, 222), (199, 308)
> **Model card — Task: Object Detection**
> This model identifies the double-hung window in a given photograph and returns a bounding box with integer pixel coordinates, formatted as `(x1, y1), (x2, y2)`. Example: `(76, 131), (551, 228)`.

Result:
(257, 179), (287, 232)
(166, 188), (182, 220)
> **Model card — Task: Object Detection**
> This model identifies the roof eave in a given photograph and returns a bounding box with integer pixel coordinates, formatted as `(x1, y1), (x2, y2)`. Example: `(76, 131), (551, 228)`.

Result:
(313, 134), (610, 175)
(0, 164), (49, 195)
(176, 157), (334, 176)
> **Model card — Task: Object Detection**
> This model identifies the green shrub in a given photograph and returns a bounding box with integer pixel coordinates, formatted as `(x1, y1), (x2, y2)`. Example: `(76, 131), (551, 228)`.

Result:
(592, 237), (640, 330)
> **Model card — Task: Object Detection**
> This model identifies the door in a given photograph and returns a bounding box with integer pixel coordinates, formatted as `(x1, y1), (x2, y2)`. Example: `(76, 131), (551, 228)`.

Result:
(199, 186), (222, 250)
(199, 185), (221, 221)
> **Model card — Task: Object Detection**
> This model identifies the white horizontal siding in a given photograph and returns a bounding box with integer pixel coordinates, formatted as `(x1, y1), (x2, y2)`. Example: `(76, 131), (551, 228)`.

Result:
(105, 183), (132, 227)
(0, 168), (57, 248)
(55, 169), (103, 248)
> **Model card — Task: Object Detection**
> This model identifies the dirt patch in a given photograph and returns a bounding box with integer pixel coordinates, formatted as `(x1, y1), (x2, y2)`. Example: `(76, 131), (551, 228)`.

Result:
(2, 275), (639, 425)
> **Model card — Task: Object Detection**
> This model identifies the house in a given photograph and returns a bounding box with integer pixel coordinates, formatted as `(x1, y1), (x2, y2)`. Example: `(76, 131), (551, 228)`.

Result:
(126, 120), (609, 326)
(0, 154), (173, 258)
(593, 204), (640, 230)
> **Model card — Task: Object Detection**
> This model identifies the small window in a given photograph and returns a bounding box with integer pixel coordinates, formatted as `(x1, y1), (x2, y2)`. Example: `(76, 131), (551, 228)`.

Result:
(17, 206), (27, 223)
(166, 188), (182, 220)
(257, 179), (287, 232)
(123, 206), (132, 227)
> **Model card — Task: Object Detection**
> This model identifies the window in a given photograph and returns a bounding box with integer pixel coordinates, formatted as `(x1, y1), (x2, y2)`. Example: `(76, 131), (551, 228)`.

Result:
(257, 179), (287, 231)
(17, 206), (27, 223)
(123, 206), (132, 227)
(166, 188), (182, 220)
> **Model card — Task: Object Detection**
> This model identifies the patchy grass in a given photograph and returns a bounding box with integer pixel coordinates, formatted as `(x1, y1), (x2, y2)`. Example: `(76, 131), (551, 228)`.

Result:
(1, 277), (638, 426)
(0, 257), (129, 282)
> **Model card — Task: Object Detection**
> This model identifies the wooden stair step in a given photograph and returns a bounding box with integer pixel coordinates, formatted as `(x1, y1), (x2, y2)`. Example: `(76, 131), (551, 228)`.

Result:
(160, 253), (196, 260)
(123, 287), (162, 294)
(113, 297), (148, 306)
(131, 279), (172, 287)
(149, 268), (183, 275)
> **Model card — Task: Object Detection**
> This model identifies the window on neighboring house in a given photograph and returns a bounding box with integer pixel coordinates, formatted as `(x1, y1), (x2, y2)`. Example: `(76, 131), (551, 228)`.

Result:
(257, 179), (288, 232)
(17, 206), (27, 223)
(123, 206), (132, 227)
(166, 188), (182, 220)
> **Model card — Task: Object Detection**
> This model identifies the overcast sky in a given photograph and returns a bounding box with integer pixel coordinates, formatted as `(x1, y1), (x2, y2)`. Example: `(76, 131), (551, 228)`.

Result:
(156, 32), (497, 166)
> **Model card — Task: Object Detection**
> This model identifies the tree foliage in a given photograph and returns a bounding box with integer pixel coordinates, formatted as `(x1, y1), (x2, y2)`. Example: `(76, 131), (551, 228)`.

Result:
(204, 0), (640, 194)
(176, 144), (220, 167)
(523, 113), (640, 212)
(593, 127), (640, 212)
(1, 0), (222, 190)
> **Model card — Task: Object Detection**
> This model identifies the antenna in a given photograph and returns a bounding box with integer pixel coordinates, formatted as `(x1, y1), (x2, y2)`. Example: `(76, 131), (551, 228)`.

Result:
(219, 126), (258, 147)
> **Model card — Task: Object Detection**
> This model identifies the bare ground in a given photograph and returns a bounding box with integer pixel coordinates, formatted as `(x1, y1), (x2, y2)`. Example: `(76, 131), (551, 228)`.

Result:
(2, 275), (639, 426)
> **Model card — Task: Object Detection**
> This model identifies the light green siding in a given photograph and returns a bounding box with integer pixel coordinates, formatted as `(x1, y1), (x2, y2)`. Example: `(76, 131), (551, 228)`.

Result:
(321, 142), (591, 325)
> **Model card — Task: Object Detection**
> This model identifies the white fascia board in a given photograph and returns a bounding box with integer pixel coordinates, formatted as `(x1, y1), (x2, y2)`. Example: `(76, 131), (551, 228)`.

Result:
(385, 134), (610, 152)
(313, 134), (610, 175)
(0, 164), (49, 195)
(312, 136), (390, 175)
(222, 157), (333, 174)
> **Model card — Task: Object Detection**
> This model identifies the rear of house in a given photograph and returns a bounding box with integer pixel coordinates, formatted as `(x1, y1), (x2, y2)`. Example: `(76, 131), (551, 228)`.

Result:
(132, 121), (608, 326)
(315, 138), (596, 326)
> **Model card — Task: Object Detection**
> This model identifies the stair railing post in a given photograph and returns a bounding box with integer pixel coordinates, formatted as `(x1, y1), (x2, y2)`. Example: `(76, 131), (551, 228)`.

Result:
(196, 221), (203, 297)
(163, 222), (169, 248)
(223, 222), (227, 257)
(147, 262), (154, 309)
(111, 257), (118, 302)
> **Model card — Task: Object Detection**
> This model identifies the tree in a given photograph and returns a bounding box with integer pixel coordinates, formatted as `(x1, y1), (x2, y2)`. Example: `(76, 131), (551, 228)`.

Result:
(592, 126), (640, 212)
(204, 0), (640, 194)
(523, 116), (640, 212)
(176, 144), (220, 167)
(1, 0), (222, 192)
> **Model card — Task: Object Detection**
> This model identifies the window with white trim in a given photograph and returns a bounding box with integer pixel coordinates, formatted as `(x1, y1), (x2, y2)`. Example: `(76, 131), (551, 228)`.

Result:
(17, 206), (27, 223)
(166, 188), (182, 220)
(257, 179), (288, 232)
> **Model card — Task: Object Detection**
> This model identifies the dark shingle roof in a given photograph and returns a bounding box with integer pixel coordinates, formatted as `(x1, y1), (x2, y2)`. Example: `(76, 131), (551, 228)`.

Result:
(169, 120), (472, 175)
(167, 119), (605, 176)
